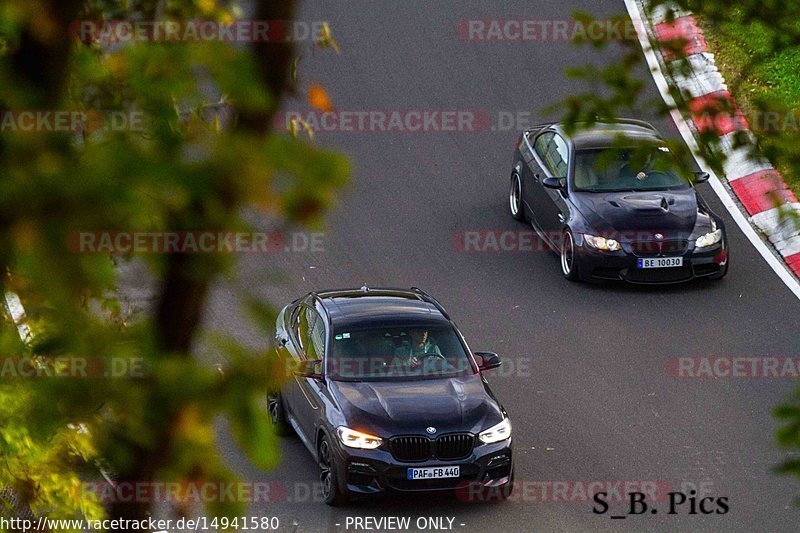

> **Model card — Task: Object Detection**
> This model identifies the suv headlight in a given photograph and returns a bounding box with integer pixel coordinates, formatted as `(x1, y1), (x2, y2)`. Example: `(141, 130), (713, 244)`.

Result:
(584, 234), (621, 251)
(696, 229), (722, 248)
(336, 426), (383, 449)
(478, 418), (512, 444)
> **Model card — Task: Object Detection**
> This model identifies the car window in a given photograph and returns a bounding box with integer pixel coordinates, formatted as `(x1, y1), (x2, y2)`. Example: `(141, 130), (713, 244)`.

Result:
(534, 132), (568, 177)
(551, 134), (569, 177)
(533, 132), (554, 162)
(328, 325), (476, 381)
(306, 308), (325, 359)
(295, 306), (310, 352)
(573, 146), (691, 192)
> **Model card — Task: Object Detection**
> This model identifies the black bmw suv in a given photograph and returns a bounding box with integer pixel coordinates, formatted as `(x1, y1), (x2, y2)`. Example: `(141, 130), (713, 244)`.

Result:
(270, 287), (514, 505)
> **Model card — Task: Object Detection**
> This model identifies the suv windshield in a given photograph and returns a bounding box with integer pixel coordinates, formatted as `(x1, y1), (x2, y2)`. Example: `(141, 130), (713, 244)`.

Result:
(574, 146), (691, 192)
(328, 325), (476, 381)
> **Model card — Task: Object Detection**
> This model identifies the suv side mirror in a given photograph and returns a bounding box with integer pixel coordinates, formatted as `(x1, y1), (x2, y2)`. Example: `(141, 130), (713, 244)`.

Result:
(475, 352), (502, 371)
(694, 171), (710, 184)
(296, 359), (323, 379)
(542, 177), (568, 196)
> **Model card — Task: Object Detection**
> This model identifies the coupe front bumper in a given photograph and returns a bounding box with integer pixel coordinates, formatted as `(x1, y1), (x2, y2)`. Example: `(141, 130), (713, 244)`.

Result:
(575, 237), (728, 284)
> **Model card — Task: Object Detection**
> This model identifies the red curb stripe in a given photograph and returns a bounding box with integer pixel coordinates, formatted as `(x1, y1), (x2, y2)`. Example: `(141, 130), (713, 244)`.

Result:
(688, 91), (749, 136)
(786, 253), (800, 276)
(730, 170), (797, 216)
(654, 16), (707, 60)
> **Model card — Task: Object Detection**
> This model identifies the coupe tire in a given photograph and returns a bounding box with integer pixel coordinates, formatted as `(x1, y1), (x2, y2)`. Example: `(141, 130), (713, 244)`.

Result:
(267, 393), (293, 436)
(509, 173), (525, 222)
(560, 230), (580, 282)
(319, 435), (349, 506)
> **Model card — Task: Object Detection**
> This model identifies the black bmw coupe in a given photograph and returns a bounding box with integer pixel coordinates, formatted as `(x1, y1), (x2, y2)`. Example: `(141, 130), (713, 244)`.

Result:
(270, 287), (514, 505)
(509, 119), (729, 284)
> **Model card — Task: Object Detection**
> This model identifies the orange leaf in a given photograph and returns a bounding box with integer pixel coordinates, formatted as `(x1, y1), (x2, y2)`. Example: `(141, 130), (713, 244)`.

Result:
(308, 85), (333, 112)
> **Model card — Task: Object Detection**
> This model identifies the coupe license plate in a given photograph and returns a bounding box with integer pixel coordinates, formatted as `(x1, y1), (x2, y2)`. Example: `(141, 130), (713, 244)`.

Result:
(407, 466), (460, 480)
(638, 257), (683, 269)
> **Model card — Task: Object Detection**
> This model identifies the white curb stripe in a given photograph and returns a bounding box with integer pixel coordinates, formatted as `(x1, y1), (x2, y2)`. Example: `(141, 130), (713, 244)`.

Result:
(670, 53), (728, 100)
(775, 235), (800, 258)
(624, 0), (800, 300)
(750, 204), (800, 243)
(719, 132), (775, 181)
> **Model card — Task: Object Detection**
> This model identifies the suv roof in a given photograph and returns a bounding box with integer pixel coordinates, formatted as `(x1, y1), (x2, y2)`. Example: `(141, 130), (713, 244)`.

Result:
(312, 287), (452, 330)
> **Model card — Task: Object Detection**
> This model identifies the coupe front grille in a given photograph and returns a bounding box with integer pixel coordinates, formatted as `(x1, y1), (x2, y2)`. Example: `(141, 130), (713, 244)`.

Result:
(626, 266), (693, 284)
(389, 433), (475, 462)
(630, 239), (687, 256)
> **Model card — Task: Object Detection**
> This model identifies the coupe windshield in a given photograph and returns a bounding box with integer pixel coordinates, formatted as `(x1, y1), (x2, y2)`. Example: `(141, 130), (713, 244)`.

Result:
(329, 325), (475, 381)
(574, 146), (691, 192)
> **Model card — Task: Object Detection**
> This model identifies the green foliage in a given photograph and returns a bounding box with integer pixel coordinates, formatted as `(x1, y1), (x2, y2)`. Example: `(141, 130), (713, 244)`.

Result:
(703, 10), (800, 193)
(0, 0), (348, 526)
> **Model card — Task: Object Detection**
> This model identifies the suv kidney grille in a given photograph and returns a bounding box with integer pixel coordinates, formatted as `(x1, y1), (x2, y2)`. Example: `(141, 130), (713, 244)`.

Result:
(389, 433), (474, 462)
(390, 436), (431, 461)
(435, 433), (475, 460)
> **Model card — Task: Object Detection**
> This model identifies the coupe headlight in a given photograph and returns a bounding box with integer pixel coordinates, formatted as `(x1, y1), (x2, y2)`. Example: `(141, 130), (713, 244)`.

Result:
(584, 234), (621, 251)
(478, 417), (512, 444)
(336, 426), (383, 449)
(696, 229), (722, 248)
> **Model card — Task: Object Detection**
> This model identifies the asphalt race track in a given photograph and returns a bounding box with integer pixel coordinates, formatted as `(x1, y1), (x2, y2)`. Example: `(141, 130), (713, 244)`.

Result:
(196, 1), (800, 531)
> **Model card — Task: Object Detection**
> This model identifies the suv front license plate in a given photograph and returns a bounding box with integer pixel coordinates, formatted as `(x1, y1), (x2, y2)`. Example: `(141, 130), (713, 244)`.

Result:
(407, 466), (460, 480)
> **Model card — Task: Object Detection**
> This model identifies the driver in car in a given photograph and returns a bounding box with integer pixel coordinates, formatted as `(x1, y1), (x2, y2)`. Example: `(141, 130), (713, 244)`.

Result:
(620, 149), (655, 183)
(396, 329), (442, 368)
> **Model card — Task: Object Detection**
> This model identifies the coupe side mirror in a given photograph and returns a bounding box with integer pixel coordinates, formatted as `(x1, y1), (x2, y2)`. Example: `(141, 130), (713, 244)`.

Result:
(542, 177), (566, 190)
(296, 359), (323, 379)
(694, 171), (710, 184)
(474, 352), (502, 371)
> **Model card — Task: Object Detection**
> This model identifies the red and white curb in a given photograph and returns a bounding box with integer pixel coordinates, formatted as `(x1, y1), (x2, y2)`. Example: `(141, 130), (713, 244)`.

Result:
(3, 290), (32, 343)
(625, 0), (800, 298)
(2, 284), (117, 486)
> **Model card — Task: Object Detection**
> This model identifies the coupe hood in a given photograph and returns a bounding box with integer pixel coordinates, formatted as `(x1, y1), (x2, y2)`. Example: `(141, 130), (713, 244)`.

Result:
(330, 375), (502, 437)
(575, 188), (698, 238)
